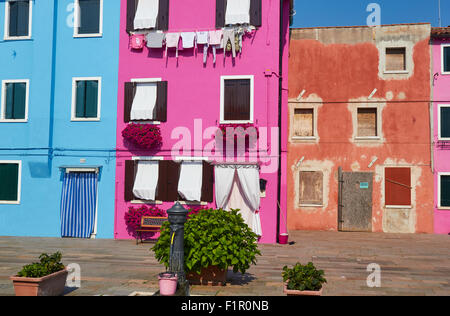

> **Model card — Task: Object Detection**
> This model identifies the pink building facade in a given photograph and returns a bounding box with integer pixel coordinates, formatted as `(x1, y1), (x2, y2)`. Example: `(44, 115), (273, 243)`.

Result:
(115, 0), (291, 244)
(432, 28), (450, 234)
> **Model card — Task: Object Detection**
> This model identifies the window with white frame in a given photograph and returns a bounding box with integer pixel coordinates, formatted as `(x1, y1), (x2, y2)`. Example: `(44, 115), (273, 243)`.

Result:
(0, 161), (21, 204)
(443, 45), (450, 74)
(4, 0), (32, 40)
(74, 0), (103, 37)
(1, 80), (29, 122)
(439, 173), (450, 209)
(438, 104), (450, 140)
(71, 77), (101, 121)
(220, 76), (254, 124)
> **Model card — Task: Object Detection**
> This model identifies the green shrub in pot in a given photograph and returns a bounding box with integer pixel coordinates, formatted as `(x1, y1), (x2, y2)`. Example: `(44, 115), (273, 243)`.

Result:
(282, 262), (327, 291)
(152, 209), (261, 274)
(17, 252), (65, 278)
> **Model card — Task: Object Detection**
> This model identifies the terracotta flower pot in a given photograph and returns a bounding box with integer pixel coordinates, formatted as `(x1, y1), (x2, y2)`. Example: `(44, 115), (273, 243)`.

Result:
(10, 268), (68, 296)
(283, 283), (323, 296)
(187, 266), (227, 286)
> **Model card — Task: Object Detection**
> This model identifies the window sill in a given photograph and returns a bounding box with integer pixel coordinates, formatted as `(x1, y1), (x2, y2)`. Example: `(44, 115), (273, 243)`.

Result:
(292, 136), (317, 141)
(0, 119), (28, 123)
(131, 200), (163, 205)
(438, 137), (450, 141)
(179, 201), (208, 206)
(385, 205), (412, 209)
(384, 70), (409, 74)
(355, 136), (381, 141)
(3, 36), (32, 41)
(71, 118), (101, 122)
(437, 207), (450, 210)
(131, 121), (161, 125)
(73, 33), (103, 38)
(441, 72), (450, 75)
(0, 201), (20, 205)
(299, 204), (323, 208)
(220, 120), (254, 125)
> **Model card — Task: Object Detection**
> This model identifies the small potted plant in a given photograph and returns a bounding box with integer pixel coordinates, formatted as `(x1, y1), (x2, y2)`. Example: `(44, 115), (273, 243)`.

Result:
(158, 272), (178, 296)
(153, 209), (261, 286)
(282, 262), (327, 296)
(10, 252), (68, 296)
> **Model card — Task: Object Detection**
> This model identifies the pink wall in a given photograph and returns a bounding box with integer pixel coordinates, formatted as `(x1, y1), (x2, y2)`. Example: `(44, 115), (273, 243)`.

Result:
(115, 0), (290, 243)
(433, 37), (450, 234)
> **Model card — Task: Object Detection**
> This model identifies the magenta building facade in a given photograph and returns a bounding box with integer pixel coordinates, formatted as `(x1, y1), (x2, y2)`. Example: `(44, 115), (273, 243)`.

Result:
(432, 28), (450, 234)
(115, 0), (290, 243)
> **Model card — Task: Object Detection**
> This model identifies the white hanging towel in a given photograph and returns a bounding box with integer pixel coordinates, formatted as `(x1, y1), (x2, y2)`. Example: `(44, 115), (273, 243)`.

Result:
(130, 82), (157, 120)
(133, 161), (159, 201)
(178, 161), (203, 202)
(225, 0), (250, 25)
(134, 0), (160, 30)
(181, 32), (197, 49)
(214, 166), (236, 208)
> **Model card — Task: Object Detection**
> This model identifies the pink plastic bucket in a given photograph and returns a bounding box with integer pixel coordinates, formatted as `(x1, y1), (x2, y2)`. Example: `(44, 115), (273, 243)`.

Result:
(279, 233), (289, 245)
(158, 273), (178, 296)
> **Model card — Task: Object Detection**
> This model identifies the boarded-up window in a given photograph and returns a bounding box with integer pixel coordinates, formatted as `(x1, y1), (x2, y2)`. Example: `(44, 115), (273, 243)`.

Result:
(444, 46), (450, 73)
(385, 168), (411, 206)
(440, 106), (450, 139)
(293, 109), (314, 137)
(223, 79), (251, 122)
(299, 171), (323, 206)
(357, 108), (377, 137)
(386, 48), (406, 71)
(440, 175), (450, 207)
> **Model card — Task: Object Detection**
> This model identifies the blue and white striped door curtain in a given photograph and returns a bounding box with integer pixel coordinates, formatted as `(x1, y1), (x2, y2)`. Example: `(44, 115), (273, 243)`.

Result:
(60, 172), (98, 238)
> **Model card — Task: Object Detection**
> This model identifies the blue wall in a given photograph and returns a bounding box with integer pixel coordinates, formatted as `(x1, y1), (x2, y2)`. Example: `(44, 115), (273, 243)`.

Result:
(0, 0), (120, 239)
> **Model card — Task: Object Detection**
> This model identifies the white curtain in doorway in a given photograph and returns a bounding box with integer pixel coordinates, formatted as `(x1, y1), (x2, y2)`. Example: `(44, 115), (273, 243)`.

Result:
(214, 166), (236, 208)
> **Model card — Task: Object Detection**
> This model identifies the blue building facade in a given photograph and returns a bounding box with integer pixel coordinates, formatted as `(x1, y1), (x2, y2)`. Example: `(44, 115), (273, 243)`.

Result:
(0, 0), (120, 238)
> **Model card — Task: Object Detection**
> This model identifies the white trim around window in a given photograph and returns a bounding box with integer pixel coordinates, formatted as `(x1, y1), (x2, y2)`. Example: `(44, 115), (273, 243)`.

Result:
(71, 77), (102, 121)
(442, 44), (450, 75)
(73, 0), (103, 38)
(438, 104), (450, 141)
(220, 75), (254, 124)
(3, 0), (32, 40)
(0, 160), (22, 205)
(438, 172), (450, 210)
(0, 79), (29, 123)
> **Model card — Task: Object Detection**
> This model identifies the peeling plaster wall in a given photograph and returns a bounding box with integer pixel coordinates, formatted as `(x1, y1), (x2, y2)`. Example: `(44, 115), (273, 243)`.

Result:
(287, 24), (434, 234)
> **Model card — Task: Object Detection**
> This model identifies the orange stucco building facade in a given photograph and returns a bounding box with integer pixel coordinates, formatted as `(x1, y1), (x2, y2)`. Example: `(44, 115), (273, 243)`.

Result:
(287, 24), (434, 234)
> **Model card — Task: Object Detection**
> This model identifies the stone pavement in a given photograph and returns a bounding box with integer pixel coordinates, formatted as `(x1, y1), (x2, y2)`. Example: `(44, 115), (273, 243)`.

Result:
(0, 231), (449, 296)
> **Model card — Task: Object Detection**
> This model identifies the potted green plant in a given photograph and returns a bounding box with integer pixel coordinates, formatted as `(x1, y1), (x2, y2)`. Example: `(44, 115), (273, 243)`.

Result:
(282, 262), (327, 296)
(152, 209), (261, 285)
(10, 252), (68, 296)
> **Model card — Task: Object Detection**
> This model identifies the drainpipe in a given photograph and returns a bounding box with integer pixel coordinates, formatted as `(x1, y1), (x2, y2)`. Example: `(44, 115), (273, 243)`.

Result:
(430, 37), (435, 174)
(276, 0), (285, 243)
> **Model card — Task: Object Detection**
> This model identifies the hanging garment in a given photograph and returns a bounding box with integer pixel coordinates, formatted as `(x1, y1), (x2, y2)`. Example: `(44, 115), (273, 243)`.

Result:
(134, 0), (160, 30)
(209, 30), (223, 64)
(214, 166), (236, 208)
(130, 34), (146, 50)
(196, 31), (210, 64)
(133, 161), (159, 201)
(165, 33), (180, 57)
(178, 161), (203, 202)
(223, 28), (236, 58)
(225, 0), (250, 25)
(146, 31), (165, 48)
(131, 82), (158, 120)
(181, 32), (197, 49)
(60, 172), (98, 238)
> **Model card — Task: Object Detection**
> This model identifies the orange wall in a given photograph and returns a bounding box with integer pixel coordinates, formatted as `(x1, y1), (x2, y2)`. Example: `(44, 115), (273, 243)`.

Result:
(287, 29), (434, 234)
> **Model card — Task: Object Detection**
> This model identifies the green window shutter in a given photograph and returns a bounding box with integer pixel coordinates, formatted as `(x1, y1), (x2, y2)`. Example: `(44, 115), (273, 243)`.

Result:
(8, 1), (19, 37)
(13, 82), (26, 119)
(444, 47), (450, 73)
(0, 163), (19, 202)
(5, 83), (15, 120)
(75, 81), (86, 118)
(85, 81), (99, 118)
(78, 0), (100, 34)
(16, 0), (30, 37)
(441, 107), (450, 138)
(441, 175), (450, 207)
